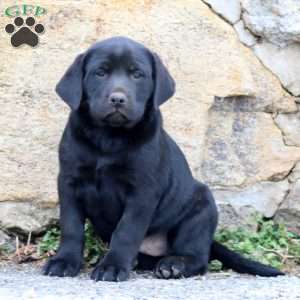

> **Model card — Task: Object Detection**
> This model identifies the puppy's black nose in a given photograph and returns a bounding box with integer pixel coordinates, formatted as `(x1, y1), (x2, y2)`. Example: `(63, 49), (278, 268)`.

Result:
(109, 92), (128, 107)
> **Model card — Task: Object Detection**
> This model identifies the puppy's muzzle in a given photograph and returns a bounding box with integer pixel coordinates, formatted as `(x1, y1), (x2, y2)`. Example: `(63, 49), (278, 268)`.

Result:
(109, 92), (128, 108)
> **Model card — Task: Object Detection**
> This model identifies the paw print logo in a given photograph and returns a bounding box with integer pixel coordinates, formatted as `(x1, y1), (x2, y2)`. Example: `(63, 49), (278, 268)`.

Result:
(5, 17), (45, 47)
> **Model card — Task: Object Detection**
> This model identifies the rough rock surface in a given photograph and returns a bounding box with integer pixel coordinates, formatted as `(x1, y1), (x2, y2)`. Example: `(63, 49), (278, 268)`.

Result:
(241, 0), (300, 95)
(234, 20), (257, 47)
(0, 0), (299, 232)
(214, 180), (289, 227)
(0, 263), (299, 300)
(242, 0), (300, 47)
(203, 0), (300, 96)
(275, 111), (300, 147)
(289, 162), (300, 183)
(205, 0), (300, 96)
(0, 202), (58, 234)
(254, 42), (300, 96)
(200, 99), (299, 187)
(276, 163), (300, 234)
(276, 180), (300, 234)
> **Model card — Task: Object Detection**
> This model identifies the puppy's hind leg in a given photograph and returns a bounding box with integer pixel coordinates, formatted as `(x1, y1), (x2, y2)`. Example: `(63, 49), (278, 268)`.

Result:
(155, 183), (218, 279)
(136, 253), (162, 271)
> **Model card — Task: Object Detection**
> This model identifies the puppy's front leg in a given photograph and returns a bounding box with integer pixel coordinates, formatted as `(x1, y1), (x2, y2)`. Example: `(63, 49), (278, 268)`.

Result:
(91, 194), (156, 282)
(43, 174), (85, 277)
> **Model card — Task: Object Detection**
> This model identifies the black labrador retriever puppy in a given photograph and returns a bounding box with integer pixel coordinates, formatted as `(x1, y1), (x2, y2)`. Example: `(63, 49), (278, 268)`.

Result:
(43, 37), (283, 281)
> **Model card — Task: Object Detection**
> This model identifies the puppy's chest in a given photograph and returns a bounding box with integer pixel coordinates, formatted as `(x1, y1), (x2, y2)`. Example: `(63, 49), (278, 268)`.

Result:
(76, 157), (136, 202)
(96, 160), (136, 194)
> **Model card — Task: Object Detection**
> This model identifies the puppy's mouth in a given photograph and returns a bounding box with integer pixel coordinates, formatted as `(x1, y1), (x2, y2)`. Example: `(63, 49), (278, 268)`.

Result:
(104, 111), (129, 127)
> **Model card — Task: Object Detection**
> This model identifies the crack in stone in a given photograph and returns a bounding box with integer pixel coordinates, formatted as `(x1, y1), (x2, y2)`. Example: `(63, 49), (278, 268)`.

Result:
(275, 164), (299, 211)
(276, 185), (292, 212)
(271, 112), (300, 148)
(201, 0), (241, 26)
(201, 0), (299, 100)
(267, 160), (299, 182)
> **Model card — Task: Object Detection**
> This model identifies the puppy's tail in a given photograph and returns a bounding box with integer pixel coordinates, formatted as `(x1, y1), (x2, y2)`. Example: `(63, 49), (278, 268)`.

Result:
(210, 241), (284, 277)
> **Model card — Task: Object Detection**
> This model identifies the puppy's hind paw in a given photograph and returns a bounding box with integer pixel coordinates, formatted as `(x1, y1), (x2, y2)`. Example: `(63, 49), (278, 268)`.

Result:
(155, 256), (186, 279)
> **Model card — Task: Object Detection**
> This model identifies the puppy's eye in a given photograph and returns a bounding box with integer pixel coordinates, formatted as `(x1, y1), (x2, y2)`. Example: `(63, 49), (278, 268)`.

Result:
(132, 70), (144, 79)
(96, 68), (107, 77)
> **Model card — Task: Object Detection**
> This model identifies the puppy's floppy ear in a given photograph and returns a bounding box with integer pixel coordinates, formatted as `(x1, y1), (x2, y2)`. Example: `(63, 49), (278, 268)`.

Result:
(151, 52), (175, 109)
(56, 53), (85, 110)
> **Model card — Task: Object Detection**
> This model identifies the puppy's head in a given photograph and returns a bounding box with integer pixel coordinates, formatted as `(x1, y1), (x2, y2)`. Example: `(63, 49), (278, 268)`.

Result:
(56, 37), (175, 128)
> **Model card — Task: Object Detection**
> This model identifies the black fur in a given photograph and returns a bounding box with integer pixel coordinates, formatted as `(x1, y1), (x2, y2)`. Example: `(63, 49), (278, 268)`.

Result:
(43, 37), (284, 281)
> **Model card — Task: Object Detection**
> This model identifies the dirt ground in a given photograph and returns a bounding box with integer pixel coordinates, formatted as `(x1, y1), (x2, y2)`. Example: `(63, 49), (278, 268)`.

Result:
(0, 262), (300, 300)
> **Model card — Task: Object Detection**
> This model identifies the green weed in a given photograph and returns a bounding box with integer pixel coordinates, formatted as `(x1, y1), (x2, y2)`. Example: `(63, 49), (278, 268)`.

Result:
(212, 217), (300, 271)
(38, 222), (107, 265)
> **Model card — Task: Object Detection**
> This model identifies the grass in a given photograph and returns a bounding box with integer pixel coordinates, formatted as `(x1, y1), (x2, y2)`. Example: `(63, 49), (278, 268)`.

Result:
(0, 244), (11, 257)
(2, 218), (300, 272)
(211, 217), (300, 272)
(38, 222), (107, 265)
(37, 227), (60, 257)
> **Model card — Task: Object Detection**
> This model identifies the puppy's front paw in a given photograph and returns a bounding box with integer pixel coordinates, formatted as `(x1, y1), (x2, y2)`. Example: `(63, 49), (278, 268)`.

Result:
(43, 255), (81, 277)
(91, 262), (130, 282)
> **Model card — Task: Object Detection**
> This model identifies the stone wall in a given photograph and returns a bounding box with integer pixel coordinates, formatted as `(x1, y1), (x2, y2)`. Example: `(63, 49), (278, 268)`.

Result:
(0, 0), (299, 234)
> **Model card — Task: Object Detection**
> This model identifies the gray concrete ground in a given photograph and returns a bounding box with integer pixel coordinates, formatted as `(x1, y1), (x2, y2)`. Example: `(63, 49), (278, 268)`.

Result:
(0, 263), (300, 300)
